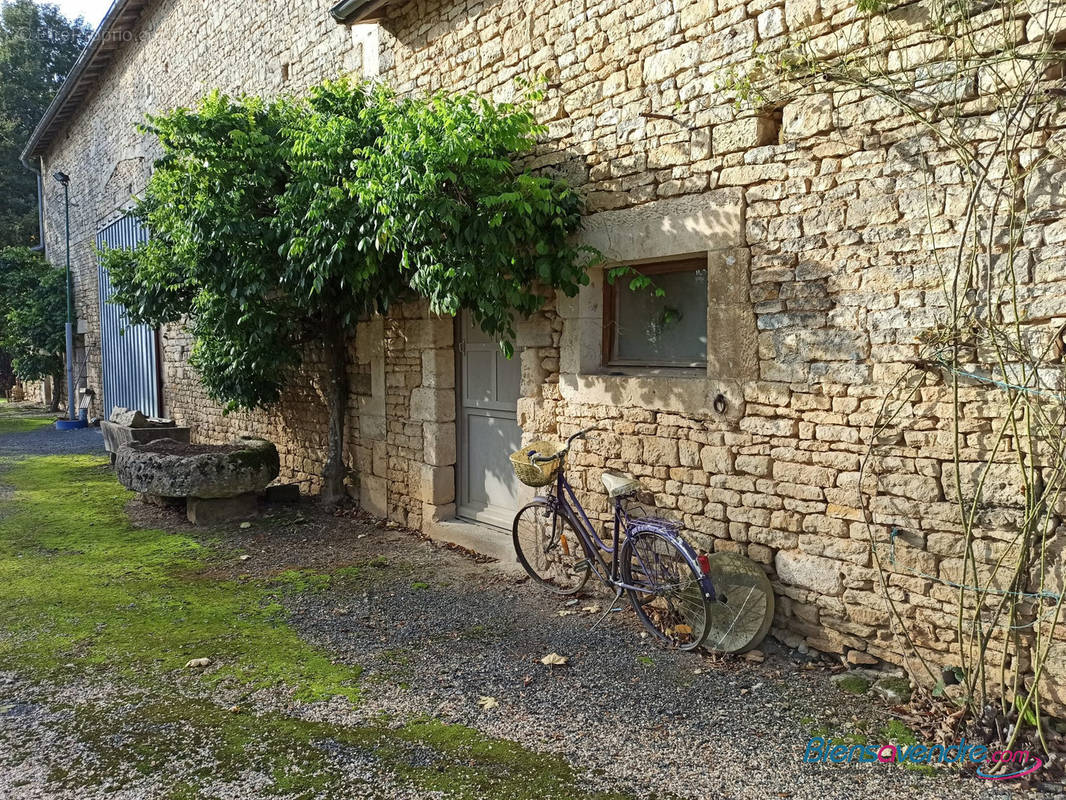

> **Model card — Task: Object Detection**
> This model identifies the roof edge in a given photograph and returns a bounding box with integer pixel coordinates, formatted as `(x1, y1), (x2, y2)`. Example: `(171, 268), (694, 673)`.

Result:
(330, 0), (390, 23)
(21, 0), (149, 165)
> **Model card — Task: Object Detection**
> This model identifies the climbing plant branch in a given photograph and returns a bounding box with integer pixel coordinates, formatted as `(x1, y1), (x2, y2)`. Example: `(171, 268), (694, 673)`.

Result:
(725, 0), (1066, 753)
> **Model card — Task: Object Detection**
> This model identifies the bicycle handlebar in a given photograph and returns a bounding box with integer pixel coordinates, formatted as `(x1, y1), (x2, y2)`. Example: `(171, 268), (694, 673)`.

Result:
(567, 425), (601, 447)
(529, 426), (601, 463)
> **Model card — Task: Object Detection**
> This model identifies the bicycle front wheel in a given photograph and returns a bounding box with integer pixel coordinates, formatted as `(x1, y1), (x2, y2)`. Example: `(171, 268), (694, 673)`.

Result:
(512, 500), (590, 595)
(621, 529), (712, 650)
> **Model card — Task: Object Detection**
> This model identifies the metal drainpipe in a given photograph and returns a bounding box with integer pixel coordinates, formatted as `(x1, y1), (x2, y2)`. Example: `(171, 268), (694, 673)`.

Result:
(62, 178), (75, 421)
(22, 156), (46, 253)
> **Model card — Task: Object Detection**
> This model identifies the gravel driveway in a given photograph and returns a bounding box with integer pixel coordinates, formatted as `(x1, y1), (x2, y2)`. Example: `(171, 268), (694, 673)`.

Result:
(0, 404), (104, 457)
(0, 412), (1061, 799)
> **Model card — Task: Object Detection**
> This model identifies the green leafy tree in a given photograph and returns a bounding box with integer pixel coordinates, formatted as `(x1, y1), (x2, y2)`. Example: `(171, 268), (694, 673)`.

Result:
(103, 80), (600, 503)
(0, 0), (92, 247)
(0, 246), (65, 409)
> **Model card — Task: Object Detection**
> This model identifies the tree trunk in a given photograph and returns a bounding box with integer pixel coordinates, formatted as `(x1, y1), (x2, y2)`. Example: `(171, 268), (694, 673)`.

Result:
(49, 372), (62, 413)
(320, 317), (350, 506)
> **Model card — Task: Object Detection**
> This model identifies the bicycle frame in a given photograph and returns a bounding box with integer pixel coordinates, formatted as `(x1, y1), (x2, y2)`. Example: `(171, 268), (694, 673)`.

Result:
(542, 463), (707, 597)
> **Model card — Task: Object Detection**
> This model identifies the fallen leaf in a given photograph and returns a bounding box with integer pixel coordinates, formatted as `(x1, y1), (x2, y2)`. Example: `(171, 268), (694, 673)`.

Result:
(184, 657), (212, 669)
(229, 705), (240, 714)
(674, 624), (692, 635)
(744, 649), (765, 663)
(556, 609), (578, 617)
(239, 522), (252, 529)
(581, 605), (601, 614)
(478, 696), (498, 710)
(239, 554), (251, 561)
(540, 652), (569, 667)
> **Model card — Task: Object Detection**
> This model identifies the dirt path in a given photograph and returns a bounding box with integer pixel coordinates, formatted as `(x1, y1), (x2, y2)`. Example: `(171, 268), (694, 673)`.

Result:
(0, 420), (1059, 799)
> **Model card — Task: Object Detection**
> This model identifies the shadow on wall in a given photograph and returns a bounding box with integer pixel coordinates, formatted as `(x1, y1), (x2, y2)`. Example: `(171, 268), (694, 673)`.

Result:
(159, 325), (343, 495)
(379, 0), (517, 86)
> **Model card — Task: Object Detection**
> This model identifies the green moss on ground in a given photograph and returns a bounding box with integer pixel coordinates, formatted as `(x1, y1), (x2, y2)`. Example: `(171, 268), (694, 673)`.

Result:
(273, 568), (335, 594)
(0, 454), (641, 799)
(0, 455), (359, 702)
(880, 719), (918, 744)
(874, 676), (913, 703)
(834, 675), (872, 695)
(53, 696), (631, 799)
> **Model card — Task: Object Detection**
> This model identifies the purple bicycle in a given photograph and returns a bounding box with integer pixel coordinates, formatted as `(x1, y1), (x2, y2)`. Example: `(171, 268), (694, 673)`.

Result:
(509, 426), (716, 650)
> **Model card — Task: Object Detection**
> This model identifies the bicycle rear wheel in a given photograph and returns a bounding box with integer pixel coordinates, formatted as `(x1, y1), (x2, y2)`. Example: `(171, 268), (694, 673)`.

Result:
(512, 500), (590, 595)
(621, 529), (712, 650)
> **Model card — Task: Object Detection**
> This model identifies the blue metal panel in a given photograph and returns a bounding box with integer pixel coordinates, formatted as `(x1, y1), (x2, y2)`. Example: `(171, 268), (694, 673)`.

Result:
(96, 215), (160, 419)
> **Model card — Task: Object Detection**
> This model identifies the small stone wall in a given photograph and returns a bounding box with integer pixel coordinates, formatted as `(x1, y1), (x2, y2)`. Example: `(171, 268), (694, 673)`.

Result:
(19, 380), (52, 408)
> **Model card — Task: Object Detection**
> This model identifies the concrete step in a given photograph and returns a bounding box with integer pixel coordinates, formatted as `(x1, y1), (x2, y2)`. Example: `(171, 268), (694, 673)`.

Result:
(424, 518), (525, 575)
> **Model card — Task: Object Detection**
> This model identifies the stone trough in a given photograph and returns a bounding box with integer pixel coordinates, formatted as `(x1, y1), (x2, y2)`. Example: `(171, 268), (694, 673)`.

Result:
(115, 436), (281, 525)
(101, 407), (191, 464)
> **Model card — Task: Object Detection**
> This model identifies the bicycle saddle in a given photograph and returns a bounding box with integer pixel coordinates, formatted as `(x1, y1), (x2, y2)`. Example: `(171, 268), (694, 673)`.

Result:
(600, 470), (644, 498)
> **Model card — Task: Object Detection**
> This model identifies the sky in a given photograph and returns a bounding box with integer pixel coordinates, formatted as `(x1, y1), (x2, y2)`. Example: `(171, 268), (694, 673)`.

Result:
(52, 0), (112, 27)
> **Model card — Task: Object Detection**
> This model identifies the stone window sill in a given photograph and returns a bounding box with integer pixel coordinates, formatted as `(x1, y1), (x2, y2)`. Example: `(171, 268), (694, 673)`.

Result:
(592, 366), (707, 380)
(560, 370), (742, 418)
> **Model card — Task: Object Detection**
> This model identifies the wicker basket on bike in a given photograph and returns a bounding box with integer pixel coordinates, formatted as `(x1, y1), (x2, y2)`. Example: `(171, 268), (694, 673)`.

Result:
(509, 441), (564, 487)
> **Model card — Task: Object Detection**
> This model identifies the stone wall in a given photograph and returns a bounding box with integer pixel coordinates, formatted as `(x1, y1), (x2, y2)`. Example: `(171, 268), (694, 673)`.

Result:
(369, 0), (1066, 710)
(19, 379), (52, 407)
(36, 0), (1066, 711)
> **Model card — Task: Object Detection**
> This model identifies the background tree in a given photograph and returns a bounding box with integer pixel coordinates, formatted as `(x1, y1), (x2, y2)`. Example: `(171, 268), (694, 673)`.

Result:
(0, 246), (65, 410)
(103, 80), (602, 503)
(0, 0), (91, 247)
(0, 349), (13, 397)
(0, 2), (91, 391)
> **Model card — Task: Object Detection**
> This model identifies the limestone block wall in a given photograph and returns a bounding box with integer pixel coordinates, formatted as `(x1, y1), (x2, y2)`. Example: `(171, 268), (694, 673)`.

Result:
(371, 0), (1066, 710)
(158, 325), (352, 493)
(35, 0), (1066, 712)
(20, 379), (52, 407)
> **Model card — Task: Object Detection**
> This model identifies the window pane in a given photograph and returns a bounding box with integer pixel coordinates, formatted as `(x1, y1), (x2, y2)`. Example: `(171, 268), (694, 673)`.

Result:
(613, 268), (708, 365)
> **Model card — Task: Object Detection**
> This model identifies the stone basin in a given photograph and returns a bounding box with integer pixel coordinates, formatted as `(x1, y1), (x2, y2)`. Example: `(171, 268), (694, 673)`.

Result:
(115, 437), (280, 524)
(101, 419), (192, 463)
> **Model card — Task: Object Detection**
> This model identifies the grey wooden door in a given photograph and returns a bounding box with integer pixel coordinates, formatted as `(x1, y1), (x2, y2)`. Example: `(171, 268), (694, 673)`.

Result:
(457, 313), (523, 529)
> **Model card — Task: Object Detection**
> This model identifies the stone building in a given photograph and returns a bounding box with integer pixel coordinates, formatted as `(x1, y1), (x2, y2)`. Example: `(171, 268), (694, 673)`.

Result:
(22, 0), (1066, 711)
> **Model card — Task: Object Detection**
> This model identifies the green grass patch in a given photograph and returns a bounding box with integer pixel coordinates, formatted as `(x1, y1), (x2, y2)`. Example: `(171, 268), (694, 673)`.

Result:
(0, 455), (359, 702)
(0, 415), (53, 434)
